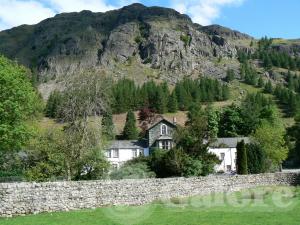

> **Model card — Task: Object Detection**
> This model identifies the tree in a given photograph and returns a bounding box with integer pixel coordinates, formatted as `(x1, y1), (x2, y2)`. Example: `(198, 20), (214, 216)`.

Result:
(246, 143), (267, 174)
(138, 107), (155, 123)
(174, 77), (229, 110)
(112, 79), (137, 113)
(51, 72), (112, 180)
(240, 93), (277, 135)
(25, 125), (110, 181)
(149, 148), (167, 177)
(257, 76), (265, 88)
(155, 86), (167, 114)
(284, 113), (300, 167)
(236, 140), (248, 174)
(162, 148), (191, 177)
(264, 80), (273, 93)
(24, 129), (65, 181)
(0, 56), (42, 152)
(218, 105), (243, 137)
(206, 106), (220, 139)
(45, 90), (62, 118)
(123, 110), (139, 140)
(242, 62), (258, 86)
(59, 72), (112, 122)
(252, 121), (288, 171)
(174, 105), (220, 175)
(101, 111), (115, 140)
(167, 91), (178, 113)
(225, 69), (235, 83)
(263, 54), (272, 69)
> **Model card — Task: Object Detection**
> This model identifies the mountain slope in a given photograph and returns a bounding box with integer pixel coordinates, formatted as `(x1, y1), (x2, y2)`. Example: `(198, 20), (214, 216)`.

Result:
(0, 3), (258, 98)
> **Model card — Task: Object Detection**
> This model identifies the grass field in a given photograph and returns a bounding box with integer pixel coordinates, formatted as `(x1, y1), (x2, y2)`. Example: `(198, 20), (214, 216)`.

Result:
(1, 186), (300, 225)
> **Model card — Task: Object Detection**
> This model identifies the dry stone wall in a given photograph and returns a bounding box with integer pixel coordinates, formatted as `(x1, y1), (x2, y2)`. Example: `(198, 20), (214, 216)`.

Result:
(0, 173), (299, 217)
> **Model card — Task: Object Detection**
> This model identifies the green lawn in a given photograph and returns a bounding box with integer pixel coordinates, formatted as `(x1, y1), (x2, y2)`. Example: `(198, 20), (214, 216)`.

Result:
(1, 186), (300, 225)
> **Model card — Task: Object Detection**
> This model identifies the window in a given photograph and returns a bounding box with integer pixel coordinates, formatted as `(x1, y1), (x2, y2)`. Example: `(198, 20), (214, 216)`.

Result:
(220, 153), (225, 161)
(132, 149), (138, 158)
(162, 140), (170, 150)
(106, 149), (119, 158)
(106, 150), (111, 158)
(111, 149), (119, 158)
(226, 165), (232, 172)
(133, 149), (144, 157)
(161, 124), (167, 135)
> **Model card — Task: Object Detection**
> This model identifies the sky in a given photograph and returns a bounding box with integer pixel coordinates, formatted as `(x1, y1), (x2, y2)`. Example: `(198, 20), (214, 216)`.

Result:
(0, 0), (299, 39)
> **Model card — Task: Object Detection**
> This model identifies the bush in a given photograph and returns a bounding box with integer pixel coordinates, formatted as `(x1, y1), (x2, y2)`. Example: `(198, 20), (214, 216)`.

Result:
(110, 162), (155, 180)
(162, 148), (189, 177)
(182, 157), (203, 177)
(150, 148), (206, 178)
(180, 34), (191, 47)
(149, 148), (168, 177)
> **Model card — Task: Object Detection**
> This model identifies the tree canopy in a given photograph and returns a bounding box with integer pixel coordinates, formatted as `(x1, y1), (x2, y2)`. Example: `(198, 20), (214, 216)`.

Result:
(0, 55), (42, 152)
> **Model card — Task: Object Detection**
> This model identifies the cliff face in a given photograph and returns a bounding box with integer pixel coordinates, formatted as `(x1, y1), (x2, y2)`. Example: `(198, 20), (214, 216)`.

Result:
(0, 3), (254, 97)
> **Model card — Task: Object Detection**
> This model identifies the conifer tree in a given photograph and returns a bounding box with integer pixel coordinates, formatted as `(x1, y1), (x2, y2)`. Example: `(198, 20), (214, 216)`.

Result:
(257, 76), (265, 88)
(236, 140), (248, 174)
(45, 90), (62, 118)
(264, 80), (273, 93)
(101, 111), (115, 140)
(240, 64), (246, 80)
(221, 85), (230, 100)
(155, 86), (167, 114)
(225, 69), (235, 83)
(168, 91), (178, 113)
(45, 92), (55, 118)
(122, 110), (138, 140)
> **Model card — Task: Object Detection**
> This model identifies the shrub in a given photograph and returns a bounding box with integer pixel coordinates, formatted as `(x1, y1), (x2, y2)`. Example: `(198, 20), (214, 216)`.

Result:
(109, 162), (155, 180)
(180, 34), (191, 47)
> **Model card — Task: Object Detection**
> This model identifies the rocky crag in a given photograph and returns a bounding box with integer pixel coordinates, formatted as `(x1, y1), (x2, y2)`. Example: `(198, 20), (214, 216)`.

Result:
(0, 3), (268, 97)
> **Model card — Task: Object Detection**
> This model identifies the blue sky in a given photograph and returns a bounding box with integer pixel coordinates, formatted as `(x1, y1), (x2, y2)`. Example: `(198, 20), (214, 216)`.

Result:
(0, 0), (299, 39)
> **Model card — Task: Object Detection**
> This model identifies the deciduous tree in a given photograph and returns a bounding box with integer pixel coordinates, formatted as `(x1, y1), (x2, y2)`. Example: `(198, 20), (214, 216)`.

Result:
(252, 121), (288, 171)
(0, 56), (42, 152)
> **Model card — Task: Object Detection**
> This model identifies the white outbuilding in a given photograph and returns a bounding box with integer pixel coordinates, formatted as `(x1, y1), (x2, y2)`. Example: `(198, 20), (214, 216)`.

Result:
(208, 137), (250, 173)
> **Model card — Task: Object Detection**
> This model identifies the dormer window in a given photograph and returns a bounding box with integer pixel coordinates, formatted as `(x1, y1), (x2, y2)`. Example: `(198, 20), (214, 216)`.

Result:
(161, 124), (167, 135)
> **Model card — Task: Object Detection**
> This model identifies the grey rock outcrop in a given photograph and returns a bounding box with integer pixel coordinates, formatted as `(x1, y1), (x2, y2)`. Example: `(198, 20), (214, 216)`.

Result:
(0, 3), (254, 97)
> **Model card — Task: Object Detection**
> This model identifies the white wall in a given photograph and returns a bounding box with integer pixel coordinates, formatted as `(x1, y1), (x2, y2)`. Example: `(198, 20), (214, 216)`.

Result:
(107, 148), (149, 168)
(208, 147), (237, 173)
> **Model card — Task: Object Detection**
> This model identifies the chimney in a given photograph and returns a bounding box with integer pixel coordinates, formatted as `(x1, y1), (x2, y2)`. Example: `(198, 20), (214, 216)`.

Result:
(173, 117), (177, 125)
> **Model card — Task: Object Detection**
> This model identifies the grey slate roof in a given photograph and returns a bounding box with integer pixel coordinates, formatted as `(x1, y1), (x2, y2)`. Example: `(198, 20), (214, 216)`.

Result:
(146, 118), (176, 131)
(108, 140), (147, 149)
(210, 137), (250, 148)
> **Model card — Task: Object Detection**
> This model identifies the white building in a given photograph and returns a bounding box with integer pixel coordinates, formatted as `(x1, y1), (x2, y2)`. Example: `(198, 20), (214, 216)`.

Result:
(106, 118), (176, 169)
(106, 117), (250, 173)
(208, 137), (250, 173)
(106, 140), (149, 169)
